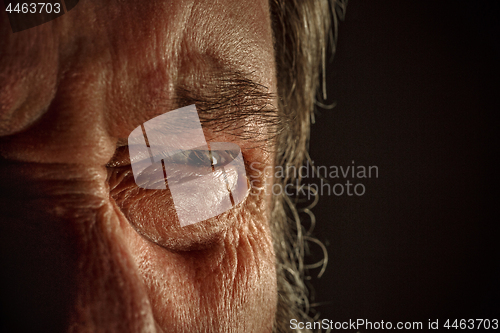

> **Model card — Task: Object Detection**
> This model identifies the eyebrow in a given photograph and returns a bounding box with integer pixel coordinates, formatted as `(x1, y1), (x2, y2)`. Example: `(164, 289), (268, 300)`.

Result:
(172, 69), (283, 146)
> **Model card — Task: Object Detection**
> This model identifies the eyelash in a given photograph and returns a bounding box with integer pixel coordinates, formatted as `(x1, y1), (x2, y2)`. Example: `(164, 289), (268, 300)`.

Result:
(174, 72), (283, 147)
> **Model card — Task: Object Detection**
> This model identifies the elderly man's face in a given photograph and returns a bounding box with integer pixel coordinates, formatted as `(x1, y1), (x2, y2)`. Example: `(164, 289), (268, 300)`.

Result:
(0, 1), (278, 332)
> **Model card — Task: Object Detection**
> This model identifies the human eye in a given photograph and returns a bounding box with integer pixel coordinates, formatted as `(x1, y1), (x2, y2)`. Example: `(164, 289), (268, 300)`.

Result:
(169, 148), (214, 167)
(161, 144), (239, 171)
(104, 74), (279, 247)
(132, 141), (244, 191)
(105, 104), (253, 251)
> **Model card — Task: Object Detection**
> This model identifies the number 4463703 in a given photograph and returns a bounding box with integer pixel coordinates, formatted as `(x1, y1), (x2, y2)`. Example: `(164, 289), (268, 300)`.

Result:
(5, 3), (62, 14)
(444, 319), (498, 330)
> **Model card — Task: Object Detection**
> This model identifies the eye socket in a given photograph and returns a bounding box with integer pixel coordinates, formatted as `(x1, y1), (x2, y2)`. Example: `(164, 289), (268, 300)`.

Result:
(107, 141), (249, 251)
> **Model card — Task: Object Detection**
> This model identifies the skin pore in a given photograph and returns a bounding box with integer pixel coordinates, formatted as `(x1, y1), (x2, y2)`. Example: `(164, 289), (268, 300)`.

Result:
(0, 1), (279, 332)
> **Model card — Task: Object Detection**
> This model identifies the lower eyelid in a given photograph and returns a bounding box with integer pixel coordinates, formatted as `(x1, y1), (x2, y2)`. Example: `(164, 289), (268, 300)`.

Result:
(108, 168), (228, 251)
(107, 152), (250, 251)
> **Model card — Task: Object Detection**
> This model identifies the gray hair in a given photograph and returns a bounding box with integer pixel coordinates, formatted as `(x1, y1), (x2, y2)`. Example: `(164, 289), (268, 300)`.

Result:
(269, 0), (347, 332)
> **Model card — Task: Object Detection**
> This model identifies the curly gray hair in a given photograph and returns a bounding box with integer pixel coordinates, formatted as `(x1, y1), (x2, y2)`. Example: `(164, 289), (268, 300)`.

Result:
(269, 0), (347, 331)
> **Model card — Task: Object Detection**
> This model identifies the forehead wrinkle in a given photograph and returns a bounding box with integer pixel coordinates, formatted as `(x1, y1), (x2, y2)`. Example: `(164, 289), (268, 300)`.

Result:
(102, 0), (277, 144)
(183, 0), (276, 85)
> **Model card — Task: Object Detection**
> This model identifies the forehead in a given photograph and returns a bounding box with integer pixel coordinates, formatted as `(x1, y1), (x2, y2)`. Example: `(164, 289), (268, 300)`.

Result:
(0, 0), (276, 137)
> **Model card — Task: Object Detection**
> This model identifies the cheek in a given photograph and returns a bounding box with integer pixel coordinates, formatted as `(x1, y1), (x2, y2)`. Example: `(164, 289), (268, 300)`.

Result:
(120, 200), (277, 333)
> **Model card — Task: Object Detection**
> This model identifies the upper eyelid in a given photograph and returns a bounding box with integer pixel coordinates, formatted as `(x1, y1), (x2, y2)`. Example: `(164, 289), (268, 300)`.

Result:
(173, 71), (282, 143)
(112, 70), (281, 159)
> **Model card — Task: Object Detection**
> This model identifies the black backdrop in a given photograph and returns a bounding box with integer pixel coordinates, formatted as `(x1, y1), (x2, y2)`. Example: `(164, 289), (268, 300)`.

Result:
(307, 0), (499, 330)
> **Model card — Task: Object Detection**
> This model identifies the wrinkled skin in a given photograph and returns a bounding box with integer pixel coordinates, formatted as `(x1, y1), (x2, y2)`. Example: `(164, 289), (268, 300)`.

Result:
(0, 1), (278, 332)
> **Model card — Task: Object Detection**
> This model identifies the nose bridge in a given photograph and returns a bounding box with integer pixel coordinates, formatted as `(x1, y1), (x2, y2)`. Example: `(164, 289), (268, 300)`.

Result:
(1, 62), (117, 166)
(43, 63), (116, 164)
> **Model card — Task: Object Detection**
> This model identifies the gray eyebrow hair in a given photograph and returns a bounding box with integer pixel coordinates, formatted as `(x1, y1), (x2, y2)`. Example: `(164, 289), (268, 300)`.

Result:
(173, 70), (285, 147)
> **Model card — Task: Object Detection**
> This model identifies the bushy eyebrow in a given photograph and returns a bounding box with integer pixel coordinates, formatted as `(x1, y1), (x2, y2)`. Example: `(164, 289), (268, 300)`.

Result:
(173, 70), (284, 146)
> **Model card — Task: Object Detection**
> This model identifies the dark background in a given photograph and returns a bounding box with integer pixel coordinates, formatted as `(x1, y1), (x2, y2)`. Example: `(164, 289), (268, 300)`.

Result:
(308, 0), (499, 330)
